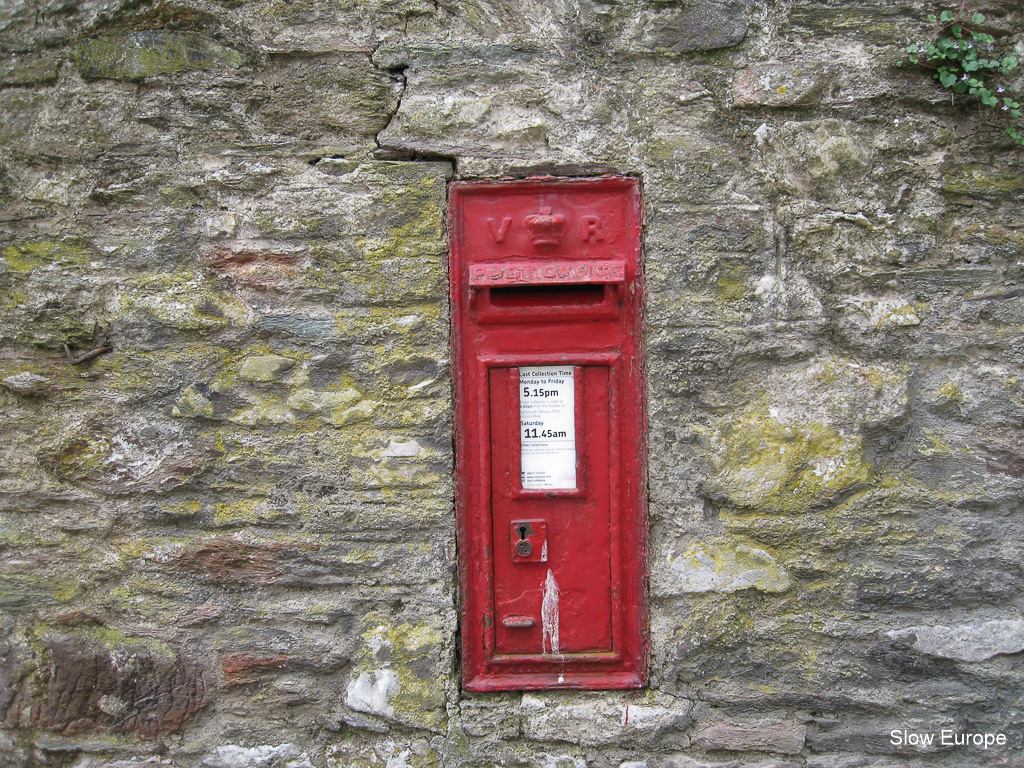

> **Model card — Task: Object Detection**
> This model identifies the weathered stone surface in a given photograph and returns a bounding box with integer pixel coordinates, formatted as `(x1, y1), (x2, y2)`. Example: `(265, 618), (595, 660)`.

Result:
(1, 372), (51, 394)
(2, 630), (206, 737)
(203, 744), (312, 768)
(38, 417), (220, 496)
(159, 537), (308, 585)
(520, 691), (693, 748)
(73, 32), (246, 80)
(327, 740), (439, 768)
(344, 613), (451, 732)
(458, 695), (522, 739)
(733, 60), (836, 108)
(2, 0), (1024, 765)
(692, 721), (807, 755)
(701, 356), (907, 512)
(251, 52), (398, 150)
(0, 53), (59, 86)
(663, 542), (792, 594)
(612, 0), (751, 54)
(887, 620), (1024, 663)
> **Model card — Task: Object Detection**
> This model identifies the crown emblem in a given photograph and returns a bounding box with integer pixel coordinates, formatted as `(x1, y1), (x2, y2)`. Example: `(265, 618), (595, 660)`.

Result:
(525, 207), (564, 248)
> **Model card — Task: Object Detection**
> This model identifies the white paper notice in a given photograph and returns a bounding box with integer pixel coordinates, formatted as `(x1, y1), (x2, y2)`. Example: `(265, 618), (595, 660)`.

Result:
(519, 366), (576, 489)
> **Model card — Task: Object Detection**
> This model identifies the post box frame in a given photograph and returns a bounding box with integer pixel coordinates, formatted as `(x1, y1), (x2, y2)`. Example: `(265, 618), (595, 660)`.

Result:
(450, 177), (647, 691)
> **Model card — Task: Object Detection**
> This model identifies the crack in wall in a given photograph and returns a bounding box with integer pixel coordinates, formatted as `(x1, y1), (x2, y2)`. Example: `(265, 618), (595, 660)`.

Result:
(375, 61), (408, 153)
(369, 52), (458, 171)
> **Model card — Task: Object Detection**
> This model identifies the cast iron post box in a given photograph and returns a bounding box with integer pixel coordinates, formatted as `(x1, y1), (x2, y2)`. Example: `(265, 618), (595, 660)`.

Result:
(450, 177), (647, 690)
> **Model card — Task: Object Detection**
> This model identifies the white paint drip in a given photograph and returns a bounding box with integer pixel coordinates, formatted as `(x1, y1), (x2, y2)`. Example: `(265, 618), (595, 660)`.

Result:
(541, 569), (560, 654)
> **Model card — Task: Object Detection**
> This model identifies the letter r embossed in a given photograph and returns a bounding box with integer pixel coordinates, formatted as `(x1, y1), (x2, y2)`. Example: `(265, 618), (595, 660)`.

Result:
(580, 215), (604, 242)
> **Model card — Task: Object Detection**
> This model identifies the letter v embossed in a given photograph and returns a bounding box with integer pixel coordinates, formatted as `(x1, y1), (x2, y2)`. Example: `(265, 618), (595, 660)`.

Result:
(487, 217), (512, 243)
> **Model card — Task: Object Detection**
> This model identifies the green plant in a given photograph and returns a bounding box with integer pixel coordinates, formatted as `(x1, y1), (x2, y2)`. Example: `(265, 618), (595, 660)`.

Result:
(906, 7), (1023, 146)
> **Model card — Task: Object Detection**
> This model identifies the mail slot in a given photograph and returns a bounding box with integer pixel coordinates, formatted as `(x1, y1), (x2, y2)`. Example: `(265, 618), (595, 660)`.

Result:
(450, 177), (647, 690)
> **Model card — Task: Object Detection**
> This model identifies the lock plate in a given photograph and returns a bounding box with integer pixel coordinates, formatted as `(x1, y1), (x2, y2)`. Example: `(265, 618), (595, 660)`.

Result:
(510, 520), (547, 563)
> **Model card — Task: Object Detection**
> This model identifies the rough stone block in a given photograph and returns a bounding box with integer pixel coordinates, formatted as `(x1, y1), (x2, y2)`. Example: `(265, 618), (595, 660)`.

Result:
(0, 53), (59, 86)
(38, 416), (220, 496)
(887, 620), (1024, 663)
(344, 612), (452, 733)
(609, 0), (751, 54)
(73, 32), (246, 80)
(520, 691), (692, 748)
(458, 695), (523, 739)
(158, 536), (314, 586)
(660, 541), (792, 595)
(327, 740), (439, 768)
(2, 629), (206, 737)
(252, 52), (398, 149)
(789, 3), (918, 45)
(733, 61), (836, 108)
(203, 744), (313, 768)
(0, 574), (80, 610)
(692, 721), (807, 755)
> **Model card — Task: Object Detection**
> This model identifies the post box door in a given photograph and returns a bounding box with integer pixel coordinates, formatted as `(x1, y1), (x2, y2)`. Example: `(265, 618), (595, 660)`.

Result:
(489, 364), (614, 656)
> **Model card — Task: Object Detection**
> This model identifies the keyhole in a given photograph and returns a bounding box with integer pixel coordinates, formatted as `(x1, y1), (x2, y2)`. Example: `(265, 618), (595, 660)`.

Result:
(513, 522), (533, 558)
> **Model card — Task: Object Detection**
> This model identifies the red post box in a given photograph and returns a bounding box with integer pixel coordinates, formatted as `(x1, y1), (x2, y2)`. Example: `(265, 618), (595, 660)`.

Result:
(450, 177), (647, 690)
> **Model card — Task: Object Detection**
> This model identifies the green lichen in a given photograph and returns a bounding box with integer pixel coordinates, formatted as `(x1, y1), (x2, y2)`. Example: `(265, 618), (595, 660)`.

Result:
(305, 174), (446, 304)
(669, 541), (792, 593)
(0, 239), (96, 274)
(352, 612), (449, 732)
(172, 384), (216, 419)
(213, 498), (264, 526)
(0, 574), (82, 608)
(238, 354), (297, 383)
(31, 623), (176, 660)
(916, 429), (955, 457)
(40, 426), (111, 483)
(706, 406), (872, 513)
(937, 381), (964, 403)
(716, 264), (749, 302)
(73, 31), (246, 81)
(118, 270), (250, 331)
(942, 166), (1024, 199)
(669, 597), (755, 656)
(228, 394), (298, 427)
(162, 500), (204, 519)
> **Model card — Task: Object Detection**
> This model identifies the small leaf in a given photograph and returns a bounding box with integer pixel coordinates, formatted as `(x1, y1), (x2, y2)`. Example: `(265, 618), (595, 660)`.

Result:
(953, 81), (968, 94)
(952, 24), (962, 38)
(1002, 55), (1018, 71)
(939, 71), (958, 87)
(940, 10), (954, 21)
(972, 13), (985, 24)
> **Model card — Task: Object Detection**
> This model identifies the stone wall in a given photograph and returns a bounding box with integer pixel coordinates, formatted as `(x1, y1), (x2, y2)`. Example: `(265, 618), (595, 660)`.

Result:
(2, 0), (1023, 766)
